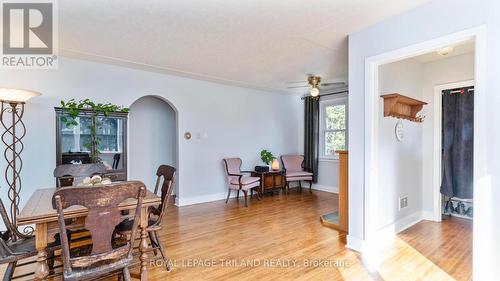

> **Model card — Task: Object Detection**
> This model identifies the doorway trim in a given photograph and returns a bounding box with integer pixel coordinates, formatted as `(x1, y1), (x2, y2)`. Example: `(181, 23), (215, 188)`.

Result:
(431, 80), (475, 222)
(362, 26), (486, 280)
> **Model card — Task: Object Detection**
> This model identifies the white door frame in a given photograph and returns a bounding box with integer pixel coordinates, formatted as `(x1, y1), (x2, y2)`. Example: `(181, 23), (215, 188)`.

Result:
(363, 26), (486, 280)
(431, 80), (475, 222)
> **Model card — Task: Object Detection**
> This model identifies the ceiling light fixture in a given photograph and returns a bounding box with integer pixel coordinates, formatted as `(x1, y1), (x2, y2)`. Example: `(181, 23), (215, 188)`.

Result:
(308, 76), (321, 98)
(310, 87), (320, 97)
(436, 46), (454, 56)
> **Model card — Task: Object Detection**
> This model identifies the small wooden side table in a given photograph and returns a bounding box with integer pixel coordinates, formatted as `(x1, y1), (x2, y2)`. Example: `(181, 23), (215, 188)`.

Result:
(251, 170), (286, 195)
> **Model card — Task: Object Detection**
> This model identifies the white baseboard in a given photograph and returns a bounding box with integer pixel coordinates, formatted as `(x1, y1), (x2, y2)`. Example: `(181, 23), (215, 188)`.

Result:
(311, 184), (338, 193)
(346, 235), (366, 252)
(175, 184), (338, 206)
(378, 211), (423, 238)
(175, 190), (240, 207)
(175, 192), (227, 206)
(422, 210), (440, 221)
(348, 211), (424, 253)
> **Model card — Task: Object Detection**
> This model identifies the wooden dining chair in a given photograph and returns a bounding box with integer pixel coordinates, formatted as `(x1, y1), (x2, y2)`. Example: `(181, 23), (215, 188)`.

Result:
(115, 165), (175, 272)
(0, 199), (60, 280)
(54, 163), (108, 187)
(53, 181), (146, 281)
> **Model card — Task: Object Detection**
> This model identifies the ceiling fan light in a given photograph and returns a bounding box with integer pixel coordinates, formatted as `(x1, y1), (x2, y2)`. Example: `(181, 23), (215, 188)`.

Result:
(310, 87), (320, 97)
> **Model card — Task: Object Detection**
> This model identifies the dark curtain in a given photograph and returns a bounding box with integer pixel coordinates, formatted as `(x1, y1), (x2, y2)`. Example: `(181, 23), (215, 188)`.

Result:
(440, 86), (474, 199)
(304, 97), (319, 183)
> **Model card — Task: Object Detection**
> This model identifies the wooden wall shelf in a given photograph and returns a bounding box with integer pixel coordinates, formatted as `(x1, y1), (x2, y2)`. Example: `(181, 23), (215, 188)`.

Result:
(381, 93), (427, 123)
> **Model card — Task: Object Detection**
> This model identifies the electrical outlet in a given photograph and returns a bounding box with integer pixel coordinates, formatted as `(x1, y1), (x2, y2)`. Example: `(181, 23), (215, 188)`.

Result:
(399, 196), (408, 210)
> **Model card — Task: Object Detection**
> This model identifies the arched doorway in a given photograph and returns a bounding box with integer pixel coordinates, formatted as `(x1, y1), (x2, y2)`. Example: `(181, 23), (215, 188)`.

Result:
(129, 95), (178, 194)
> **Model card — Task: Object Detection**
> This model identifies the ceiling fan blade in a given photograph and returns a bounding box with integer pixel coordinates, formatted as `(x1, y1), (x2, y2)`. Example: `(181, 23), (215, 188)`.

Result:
(285, 81), (308, 84)
(287, 85), (310, 89)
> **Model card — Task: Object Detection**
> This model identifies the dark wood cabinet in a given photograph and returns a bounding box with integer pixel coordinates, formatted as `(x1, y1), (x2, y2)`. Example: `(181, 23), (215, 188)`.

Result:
(55, 107), (128, 182)
(251, 170), (285, 194)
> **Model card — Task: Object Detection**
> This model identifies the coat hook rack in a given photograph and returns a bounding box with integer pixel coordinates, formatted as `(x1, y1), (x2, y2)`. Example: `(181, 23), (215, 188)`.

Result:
(380, 93), (427, 123)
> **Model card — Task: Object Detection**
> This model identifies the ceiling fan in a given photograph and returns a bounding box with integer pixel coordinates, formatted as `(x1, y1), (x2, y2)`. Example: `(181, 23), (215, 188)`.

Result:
(286, 75), (346, 97)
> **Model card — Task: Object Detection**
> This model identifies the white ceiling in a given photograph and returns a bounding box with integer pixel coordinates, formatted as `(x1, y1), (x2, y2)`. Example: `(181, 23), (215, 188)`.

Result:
(59, 0), (430, 93)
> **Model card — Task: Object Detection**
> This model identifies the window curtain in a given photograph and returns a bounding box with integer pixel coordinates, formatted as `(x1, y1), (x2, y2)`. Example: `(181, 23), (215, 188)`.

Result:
(304, 96), (319, 183)
(440, 86), (474, 199)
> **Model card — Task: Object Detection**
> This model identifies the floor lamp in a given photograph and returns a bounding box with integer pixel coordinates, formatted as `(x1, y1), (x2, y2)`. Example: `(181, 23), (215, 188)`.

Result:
(0, 88), (40, 226)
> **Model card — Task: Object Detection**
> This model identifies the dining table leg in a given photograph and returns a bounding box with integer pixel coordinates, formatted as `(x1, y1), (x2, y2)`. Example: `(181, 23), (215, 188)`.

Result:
(139, 207), (149, 280)
(34, 223), (49, 280)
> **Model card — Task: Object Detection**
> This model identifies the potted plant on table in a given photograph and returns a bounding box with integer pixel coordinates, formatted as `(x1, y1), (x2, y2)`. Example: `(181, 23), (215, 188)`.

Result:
(260, 149), (275, 166)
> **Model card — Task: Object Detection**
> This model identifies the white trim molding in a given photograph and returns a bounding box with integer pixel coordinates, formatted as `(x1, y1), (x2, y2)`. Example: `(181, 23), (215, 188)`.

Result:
(319, 96), (348, 160)
(378, 212), (423, 238)
(176, 191), (236, 207)
(311, 184), (338, 194)
(175, 184), (339, 206)
(348, 212), (424, 255)
(346, 235), (367, 252)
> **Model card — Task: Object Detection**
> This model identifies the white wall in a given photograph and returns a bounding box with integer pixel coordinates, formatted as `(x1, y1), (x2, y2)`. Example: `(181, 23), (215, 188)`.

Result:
(377, 59), (424, 228)
(421, 53), (475, 214)
(316, 160), (339, 192)
(348, 0), (500, 278)
(0, 57), (302, 210)
(129, 96), (177, 193)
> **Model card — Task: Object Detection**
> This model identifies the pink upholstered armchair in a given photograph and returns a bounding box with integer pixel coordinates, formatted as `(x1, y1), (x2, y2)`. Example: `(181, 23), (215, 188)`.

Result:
(222, 158), (261, 207)
(280, 155), (313, 193)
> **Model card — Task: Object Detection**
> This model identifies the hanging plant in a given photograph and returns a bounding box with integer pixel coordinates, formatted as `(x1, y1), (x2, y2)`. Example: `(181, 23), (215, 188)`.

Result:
(60, 99), (129, 163)
(60, 99), (129, 124)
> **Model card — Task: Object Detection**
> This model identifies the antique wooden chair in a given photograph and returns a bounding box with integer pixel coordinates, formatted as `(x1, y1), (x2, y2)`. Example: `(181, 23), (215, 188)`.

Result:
(281, 155), (313, 193)
(115, 165), (176, 272)
(0, 199), (60, 280)
(53, 181), (146, 281)
(54, 163), (108, 187)
(222, 158), (261, 207)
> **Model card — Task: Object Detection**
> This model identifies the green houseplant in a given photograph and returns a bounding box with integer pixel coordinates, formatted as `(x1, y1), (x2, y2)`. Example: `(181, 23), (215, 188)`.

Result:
(260, 149), (275, 165)
(60, 99), (129, 163)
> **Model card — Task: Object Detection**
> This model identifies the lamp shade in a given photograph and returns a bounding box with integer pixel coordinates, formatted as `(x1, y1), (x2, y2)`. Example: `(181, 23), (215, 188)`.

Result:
(0, 88), (41, 103)
(271, 158), (280, 170)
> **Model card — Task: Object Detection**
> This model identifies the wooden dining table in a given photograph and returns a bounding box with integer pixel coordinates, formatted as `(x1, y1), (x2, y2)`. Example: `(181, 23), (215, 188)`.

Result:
(17, 187), (161, 280)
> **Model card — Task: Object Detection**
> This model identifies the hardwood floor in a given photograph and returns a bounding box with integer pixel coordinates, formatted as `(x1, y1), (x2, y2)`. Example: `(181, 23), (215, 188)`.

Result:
(398, 217), (472, 281)
(3, 189), (472, 280)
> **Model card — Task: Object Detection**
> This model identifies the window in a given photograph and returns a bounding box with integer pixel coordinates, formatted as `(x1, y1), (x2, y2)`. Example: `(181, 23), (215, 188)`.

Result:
(320, 98), (347, 159)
